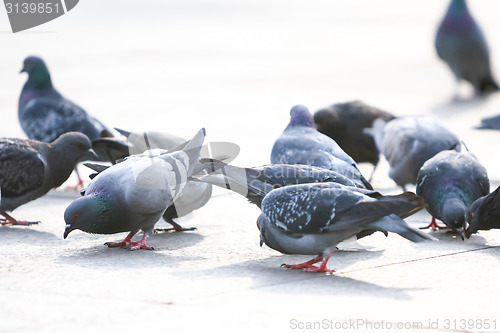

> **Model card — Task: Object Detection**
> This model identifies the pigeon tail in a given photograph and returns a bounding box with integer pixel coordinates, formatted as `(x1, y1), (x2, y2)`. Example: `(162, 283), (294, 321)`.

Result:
(177, 128), (206, 176)
(478, 77), (500, 95)
(368, 214), (437, 242)
(195, 159), (271, 200)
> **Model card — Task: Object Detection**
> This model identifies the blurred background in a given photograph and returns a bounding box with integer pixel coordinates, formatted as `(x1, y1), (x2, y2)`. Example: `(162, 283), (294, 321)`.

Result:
(2, 0), (500, 183)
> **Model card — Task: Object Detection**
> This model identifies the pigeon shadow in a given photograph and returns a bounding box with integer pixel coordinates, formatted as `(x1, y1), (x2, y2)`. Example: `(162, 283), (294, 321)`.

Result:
(430, 95), (489, 116)
(0, 226), (59, 245)
(56, 231), (205, 269)
(171, 248), (416, 299)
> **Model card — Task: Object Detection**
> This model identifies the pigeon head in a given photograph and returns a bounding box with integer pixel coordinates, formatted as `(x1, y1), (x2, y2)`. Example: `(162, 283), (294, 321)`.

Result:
(442, 198), (467, 237)
(20, 56), (52, 88)
(64, 195), (113, 238)
(286, 105), (315, 129)
(464, 196), (484, 238)
(51, 132), (98, 162)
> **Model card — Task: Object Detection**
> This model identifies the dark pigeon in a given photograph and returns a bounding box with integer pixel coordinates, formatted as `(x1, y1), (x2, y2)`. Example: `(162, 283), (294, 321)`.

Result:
(366, 117), (461, 190)
(416, 150), (489, 235)
(314, 100), (396, 180)
(19, 56), (113, 154)
(465, 185), (500, 238)
(0, 132), (97, 225)
(271, 105), (372, 189)
(63, 129), (206, 250)
(435, 0), (499, 96)
(195, 159), (369, 208)
(258, 182), (434, 273)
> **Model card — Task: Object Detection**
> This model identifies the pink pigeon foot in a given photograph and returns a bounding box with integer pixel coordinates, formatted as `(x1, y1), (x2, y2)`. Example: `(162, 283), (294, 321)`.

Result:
(420, 217), (447, 230)
(0, 213), (40, 226)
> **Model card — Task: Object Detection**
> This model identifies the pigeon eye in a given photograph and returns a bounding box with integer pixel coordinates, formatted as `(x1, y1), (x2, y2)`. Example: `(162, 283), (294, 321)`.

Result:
(74, 213), (79, 219)
(468, 212), (474, 219)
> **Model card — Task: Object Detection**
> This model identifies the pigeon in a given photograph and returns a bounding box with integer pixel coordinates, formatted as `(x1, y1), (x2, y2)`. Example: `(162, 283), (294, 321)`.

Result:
(90, 129), (239, 232)
(314, 100), (396, 180)
(435, 0), (499, 96)
(465, 185), (500, 238)
(195, 159), (369, 208)
(84, 157), (212, 233)
(0, 132), (97, 225)
(366, 117), (461, 190)
(257, 182), (434, 273)
(19, 56), (113, 153)
(63, 128), (206, 250)
(416, 150), (489, 235)
(271, 105), (372, 189)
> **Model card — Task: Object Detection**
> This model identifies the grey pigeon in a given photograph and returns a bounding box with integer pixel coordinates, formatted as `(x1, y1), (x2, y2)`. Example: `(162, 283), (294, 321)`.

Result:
(258, 182), (434, 273)
(0, 132), (97, 225)
(435, 0), (499, 96)
(416, 150), (489, 235)
(314, 100), (396, 180)
(367, 117), (461, 190)
(271, 105), (372, 189)
(91, 129), (239, 232)
(195, 159), (369, 208)
(19, 56), (113, 153)
(91, 128), (201, 232)
(63, 129), (206, 250)
(465, 185), (500, 238)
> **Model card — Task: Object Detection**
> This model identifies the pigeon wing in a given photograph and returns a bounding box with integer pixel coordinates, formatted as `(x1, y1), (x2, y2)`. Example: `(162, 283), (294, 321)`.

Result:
(0, 140), (45, 197)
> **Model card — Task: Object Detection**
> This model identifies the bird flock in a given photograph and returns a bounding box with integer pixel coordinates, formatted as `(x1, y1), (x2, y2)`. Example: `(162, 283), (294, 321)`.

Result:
(2, 0), (500, 273)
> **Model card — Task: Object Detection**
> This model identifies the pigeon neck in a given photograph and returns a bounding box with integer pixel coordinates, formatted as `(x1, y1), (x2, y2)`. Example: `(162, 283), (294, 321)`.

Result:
(20, 72), (55, 106)
(286, 114), (315, 130)
(45, 144), (82, 187)
(441, 0), (474, 32)
(448, 0), (468, 15)
(24, 70), (53, 91)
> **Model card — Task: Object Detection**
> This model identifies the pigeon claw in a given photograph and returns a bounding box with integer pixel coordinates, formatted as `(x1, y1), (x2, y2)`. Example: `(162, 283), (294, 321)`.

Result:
(281, 257), (323, 271)
(127, 243), (154, 251)
(104, 240), (127, 248)
(0, 217), (41, 226)
(302, 266), (334, 274)
(154, 226), (197, 233)
(105, 240), (154, 251)
(282, 253), (334, 273)
(419, 217), (447, 230)
(104, 232), (154, 251)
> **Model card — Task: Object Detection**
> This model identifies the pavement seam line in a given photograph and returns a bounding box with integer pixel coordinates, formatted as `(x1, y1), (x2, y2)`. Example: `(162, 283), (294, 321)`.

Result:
(336, 245), (497, 275)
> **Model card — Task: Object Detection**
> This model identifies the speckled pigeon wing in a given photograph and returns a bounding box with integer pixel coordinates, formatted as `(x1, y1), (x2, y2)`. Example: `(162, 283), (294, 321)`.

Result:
(261, 183), (367, 234)
(0, 140), (45, 197)
(259, 164), (359, 188)
(20, 96), (95, 142)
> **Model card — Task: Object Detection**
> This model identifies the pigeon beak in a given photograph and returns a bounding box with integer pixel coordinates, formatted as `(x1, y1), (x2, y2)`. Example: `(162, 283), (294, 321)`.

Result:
(20, 67), (26, 74)
(63, 224), (74, 239)
(457, 228), (465, 241)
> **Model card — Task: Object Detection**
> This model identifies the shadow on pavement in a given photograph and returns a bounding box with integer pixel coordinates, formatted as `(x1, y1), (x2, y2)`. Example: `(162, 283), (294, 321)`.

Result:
(56, 231), (205, 269)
